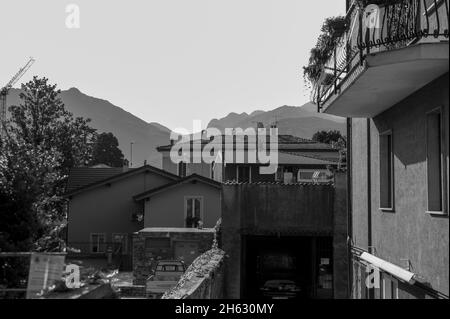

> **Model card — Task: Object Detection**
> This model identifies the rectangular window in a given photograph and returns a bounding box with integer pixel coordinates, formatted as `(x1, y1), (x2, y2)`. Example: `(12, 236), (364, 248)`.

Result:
(185, 197), (203, 227)
(90, 233), (106, 253)
(381, 274), (398, 299)
(178, 161), (187, 177)
(379, 131), (394, 210)
(427, 109), (444, 213)
(210, 161), (215, 180)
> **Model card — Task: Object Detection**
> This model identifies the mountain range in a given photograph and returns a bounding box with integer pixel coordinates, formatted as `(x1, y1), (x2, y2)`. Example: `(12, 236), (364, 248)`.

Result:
(6, 88), (345, 168)
(207, 103), (345, 137)
(7, 88), (171, 168)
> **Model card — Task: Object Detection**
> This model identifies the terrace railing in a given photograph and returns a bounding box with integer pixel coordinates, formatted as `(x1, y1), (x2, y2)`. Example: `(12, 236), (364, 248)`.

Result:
(314, 0), (449, 110)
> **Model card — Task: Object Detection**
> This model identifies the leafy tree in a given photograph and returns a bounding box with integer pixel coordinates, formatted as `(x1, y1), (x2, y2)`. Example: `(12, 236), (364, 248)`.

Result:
(7, 77), (96, 176)
(312, 130), (347, 171)
(91, 132), (124, 167)
(312, 130), (346, 147)
(0, 76), (96, 253)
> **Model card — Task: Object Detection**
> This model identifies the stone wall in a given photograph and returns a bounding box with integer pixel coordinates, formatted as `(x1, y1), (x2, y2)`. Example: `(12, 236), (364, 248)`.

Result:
(132, 229), (215, 285)
(162, 248), (225, 299)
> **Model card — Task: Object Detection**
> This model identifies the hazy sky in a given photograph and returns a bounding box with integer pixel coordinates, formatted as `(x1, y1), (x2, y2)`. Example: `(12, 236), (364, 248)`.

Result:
(1, 1), (345, 131)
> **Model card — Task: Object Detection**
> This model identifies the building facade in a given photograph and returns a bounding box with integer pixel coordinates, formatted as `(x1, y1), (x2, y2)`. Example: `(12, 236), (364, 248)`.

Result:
(312, 0), (449, 299)
(157, 134), (341, 184)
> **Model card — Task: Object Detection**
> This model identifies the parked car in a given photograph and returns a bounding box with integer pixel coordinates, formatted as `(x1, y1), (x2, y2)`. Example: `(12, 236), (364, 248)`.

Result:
(146, 260), (186, 298)
(260, 279), (302, 299)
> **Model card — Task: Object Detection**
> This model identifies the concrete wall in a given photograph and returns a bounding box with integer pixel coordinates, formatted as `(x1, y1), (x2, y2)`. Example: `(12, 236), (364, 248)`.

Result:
(144, 182), (221, 229)
(222, 183), (334, 236)
(333, 172), (349, 299)
(68, 171), (174, 251)
(351, 73), (449, 296)
(221, 182), (347, 298)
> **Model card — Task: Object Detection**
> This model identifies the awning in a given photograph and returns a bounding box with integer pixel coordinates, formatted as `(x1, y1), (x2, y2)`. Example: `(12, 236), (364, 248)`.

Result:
(359, 252), (416, 285)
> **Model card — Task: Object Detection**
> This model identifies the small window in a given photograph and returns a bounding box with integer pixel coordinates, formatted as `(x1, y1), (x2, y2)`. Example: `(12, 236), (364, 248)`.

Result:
(210, 161), (215, 180)
(185, 197), (203, 227)
(426, 109), (445, 213)
(379, 131), (394, 210)
(178, 161), (187, 177)
(90, 233), (106, 253)
(299, 171), (314, 181)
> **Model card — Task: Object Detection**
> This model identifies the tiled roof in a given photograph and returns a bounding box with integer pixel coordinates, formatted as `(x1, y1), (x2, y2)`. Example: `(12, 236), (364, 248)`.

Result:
(156, 134), (336, 151)
(64, 165), (180, 197)
(279, 151), (340, 163)
(133, 173), (221, 201)
(276, 152), (339, 165)
(222, 181), (334, 186)
(138, 227), (215, 233)
(66, 167), (126, 192)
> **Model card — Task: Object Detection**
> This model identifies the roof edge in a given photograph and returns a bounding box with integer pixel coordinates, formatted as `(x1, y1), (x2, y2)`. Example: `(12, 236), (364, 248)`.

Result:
(64, 165), (180, 197)
(133, 173), (221, 201)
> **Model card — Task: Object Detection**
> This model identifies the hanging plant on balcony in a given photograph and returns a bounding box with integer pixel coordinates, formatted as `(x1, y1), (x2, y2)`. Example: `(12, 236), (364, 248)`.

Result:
(303, 16), (348, 89)
(355, 0), (403, 8)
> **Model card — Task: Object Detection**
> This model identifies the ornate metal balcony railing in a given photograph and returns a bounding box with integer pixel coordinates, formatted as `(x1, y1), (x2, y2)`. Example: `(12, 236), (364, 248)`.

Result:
(313, 0), (449, 111)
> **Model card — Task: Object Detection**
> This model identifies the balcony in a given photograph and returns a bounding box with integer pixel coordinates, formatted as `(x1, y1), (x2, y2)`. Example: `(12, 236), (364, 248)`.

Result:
(313, 0), (449, 117)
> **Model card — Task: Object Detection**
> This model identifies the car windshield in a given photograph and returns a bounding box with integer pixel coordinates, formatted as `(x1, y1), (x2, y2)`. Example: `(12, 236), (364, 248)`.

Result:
(264, 280), (296, 288)
(156, 264), (184, 272)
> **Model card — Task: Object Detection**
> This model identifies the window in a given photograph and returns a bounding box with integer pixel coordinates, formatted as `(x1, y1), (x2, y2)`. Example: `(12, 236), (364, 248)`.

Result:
(427, 109), (445, 213)
(298, 171), (314, 181)
(382, 275), (398, 299)
(90, 233), (106, 253)
(210, 161), (215, 180)
(185, 197), (203, 227)
(178, 161), (187, 177)
(237, 166), (251, 183)
(379, 131), (394, 210)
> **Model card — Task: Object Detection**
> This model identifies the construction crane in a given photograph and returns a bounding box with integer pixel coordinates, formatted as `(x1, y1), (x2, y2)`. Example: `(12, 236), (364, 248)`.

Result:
(0, 57), (36, 138)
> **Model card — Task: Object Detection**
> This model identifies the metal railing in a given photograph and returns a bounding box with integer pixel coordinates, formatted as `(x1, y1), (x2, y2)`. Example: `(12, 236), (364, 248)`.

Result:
(314, 0), (449, 110)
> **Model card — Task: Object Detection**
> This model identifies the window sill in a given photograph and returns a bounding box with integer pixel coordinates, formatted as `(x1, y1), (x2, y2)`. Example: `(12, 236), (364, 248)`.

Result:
(426, 211), (448, 217)
(379, 208), (395, 213)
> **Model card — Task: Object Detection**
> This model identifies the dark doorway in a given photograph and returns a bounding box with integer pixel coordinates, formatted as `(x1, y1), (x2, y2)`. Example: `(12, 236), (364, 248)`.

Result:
(242, 236), (333, 299)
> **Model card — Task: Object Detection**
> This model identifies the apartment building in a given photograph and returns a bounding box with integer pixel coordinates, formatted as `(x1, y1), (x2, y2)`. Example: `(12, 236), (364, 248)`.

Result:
(312, 0), (449, 298)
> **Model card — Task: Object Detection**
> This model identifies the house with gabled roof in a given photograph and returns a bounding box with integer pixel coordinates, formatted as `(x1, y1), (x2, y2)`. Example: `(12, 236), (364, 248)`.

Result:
(133, 174), (221, 229)
(65, 165), (180, 261)
(64, 164), (222, 270)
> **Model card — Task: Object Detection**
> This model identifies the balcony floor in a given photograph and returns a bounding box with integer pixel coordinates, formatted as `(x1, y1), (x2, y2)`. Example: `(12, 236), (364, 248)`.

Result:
(323, 42), (449, 118)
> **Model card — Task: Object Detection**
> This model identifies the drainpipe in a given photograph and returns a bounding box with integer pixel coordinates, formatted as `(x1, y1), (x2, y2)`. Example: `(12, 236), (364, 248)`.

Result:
(346, 117), (353, 298)
(367, 118), (372, 251)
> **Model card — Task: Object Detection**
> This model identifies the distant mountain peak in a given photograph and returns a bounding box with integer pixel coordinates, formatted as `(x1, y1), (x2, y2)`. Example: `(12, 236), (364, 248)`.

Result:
(5, 87), (170, 168)
(206, 102), (345, 139)
(67, 87), (81, 93)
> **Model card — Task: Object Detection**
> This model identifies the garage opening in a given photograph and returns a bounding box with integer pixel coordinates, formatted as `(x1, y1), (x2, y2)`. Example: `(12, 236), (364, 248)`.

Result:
(242, 236), (333, 299)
